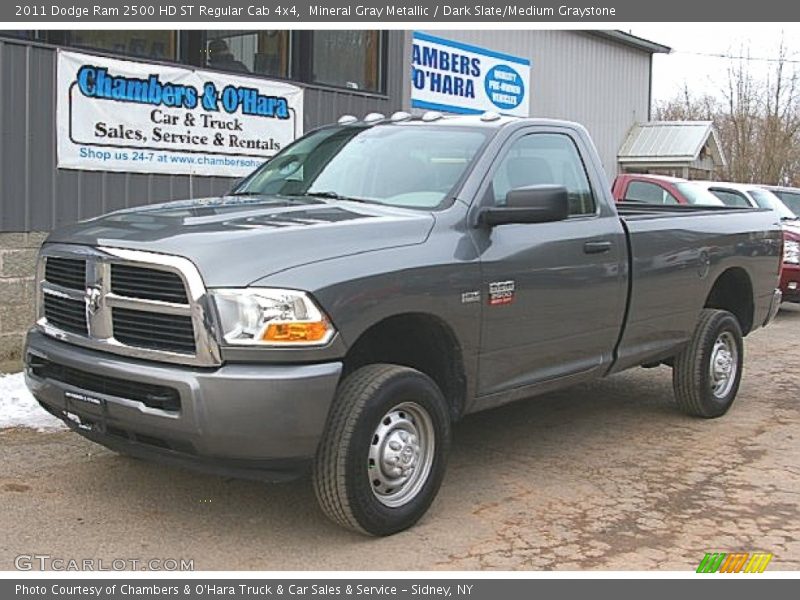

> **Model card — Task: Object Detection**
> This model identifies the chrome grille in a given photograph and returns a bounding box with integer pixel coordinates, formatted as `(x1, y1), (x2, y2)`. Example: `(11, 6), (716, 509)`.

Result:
(36, 245), (221, 367)
(45, 257), (86, 290)
(112, 308), (196, 354)
(111, 264), (188, 304)
(43, 294), (88, 335)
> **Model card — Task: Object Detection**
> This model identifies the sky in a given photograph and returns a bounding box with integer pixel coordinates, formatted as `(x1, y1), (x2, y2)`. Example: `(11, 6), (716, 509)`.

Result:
(629, 24), (800, 105)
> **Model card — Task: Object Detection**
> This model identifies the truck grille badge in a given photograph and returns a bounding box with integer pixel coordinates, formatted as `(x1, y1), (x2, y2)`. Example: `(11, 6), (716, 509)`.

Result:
(85, 285), (102, 317)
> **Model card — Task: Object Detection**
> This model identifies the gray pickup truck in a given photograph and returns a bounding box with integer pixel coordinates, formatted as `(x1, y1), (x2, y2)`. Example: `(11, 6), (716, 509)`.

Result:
(25, 114), (783, 536)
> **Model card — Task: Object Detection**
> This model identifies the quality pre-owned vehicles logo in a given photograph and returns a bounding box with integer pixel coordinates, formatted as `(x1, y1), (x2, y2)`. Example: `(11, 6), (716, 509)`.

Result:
(696, 552), (773, 573)
(484, 64), (525, 111)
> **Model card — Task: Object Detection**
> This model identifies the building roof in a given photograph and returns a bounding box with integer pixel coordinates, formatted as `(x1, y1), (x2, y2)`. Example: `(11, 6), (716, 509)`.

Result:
(618, 121), (727, 167)
(591, 31), (671, 55)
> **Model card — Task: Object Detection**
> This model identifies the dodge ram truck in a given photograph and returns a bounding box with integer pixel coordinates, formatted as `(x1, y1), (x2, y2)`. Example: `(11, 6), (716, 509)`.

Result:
(25, 113), (783, 536)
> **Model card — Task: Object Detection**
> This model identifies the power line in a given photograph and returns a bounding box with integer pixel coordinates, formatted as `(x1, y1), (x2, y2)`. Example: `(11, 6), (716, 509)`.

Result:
(672, 50), (800, 64)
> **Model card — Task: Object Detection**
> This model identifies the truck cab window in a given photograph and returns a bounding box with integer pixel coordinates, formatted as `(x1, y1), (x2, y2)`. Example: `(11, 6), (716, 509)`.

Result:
(491, 133), (596, 215)
(625, 181), (679, 205)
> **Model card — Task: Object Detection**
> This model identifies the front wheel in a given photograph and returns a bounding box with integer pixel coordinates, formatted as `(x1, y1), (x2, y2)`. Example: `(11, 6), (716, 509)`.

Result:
(672, 309), (744, 418)
(313, 364), (451, 536)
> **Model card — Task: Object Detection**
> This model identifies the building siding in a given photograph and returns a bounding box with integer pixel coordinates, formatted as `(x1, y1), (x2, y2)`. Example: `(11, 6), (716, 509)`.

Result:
(404, 30), (652, 180)
(0, 32), (404, 233)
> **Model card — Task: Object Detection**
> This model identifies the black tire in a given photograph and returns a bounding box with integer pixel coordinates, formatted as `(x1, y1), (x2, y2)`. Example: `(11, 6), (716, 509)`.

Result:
(672, 309), (744, 418)
(313, 364), (451, 536)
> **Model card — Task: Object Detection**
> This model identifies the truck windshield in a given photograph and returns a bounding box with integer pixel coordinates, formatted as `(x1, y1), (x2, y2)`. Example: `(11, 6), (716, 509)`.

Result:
(673, 182), (725, 206)
(749, 188), (798, 220)
(234, 125), (488, 209)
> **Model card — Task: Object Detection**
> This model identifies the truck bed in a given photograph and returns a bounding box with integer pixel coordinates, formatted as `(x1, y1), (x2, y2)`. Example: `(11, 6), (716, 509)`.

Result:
(611, 201), (781, 374)
(616, 201), (761, 220)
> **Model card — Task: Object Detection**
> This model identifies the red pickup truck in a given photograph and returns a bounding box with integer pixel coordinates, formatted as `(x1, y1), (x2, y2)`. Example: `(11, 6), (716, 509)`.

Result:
(612, 174), (725, 206)
(781, 224), (800, 302)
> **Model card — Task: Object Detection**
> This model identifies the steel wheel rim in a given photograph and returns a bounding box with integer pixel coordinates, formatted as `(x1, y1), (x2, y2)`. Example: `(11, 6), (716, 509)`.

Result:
(368, 401), (435, 508)
(709, 331), (738, 399)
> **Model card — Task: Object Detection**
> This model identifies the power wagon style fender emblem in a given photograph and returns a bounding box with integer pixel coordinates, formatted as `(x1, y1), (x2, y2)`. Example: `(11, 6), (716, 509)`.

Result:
(488, 280), (515, 306)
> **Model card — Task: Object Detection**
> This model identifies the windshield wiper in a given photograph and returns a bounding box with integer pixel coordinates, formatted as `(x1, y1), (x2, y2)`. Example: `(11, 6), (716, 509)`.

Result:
(229, 190), (266, 196)
(304, 191), (370, 203)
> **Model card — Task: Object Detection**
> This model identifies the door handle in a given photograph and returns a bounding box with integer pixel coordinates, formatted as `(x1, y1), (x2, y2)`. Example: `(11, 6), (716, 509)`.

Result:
(583, 240), (612, 254)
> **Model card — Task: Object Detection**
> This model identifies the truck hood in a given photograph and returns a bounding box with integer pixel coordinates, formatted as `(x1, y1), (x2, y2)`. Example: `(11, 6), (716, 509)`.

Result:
(45, 195), (436, 286)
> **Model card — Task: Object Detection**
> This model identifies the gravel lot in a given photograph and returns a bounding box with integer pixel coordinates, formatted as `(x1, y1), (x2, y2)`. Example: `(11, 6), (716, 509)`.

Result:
(1, 306), (798, 571)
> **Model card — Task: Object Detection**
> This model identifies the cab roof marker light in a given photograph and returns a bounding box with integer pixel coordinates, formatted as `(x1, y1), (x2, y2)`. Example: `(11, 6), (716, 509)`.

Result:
(421, 111), (443, 122)
(481, 111), (502, 122)
(390, 111), (412, 122)
(363, 112), (386, 124)
(338, 115), (359, 125)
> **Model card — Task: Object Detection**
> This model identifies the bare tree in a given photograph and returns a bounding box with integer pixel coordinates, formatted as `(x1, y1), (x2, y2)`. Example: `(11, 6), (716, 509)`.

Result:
(720, 51), (760, 181)
(757, 40), (800, 184)
(654, 84), (717, 121)
(655, 37), (800, 185)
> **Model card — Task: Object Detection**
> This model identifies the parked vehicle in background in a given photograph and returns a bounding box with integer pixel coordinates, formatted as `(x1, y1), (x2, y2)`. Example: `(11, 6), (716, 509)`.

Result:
(781, 226), (800, 302)
(24, 115), (784, 536)
(611, 174), (725, 206)
(695, 181), (800, 303)
(693, 181), (792, 215)
(764, 186), (800, 218)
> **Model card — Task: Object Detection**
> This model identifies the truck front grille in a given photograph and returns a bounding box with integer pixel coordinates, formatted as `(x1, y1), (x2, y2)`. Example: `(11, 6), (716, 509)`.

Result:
(112, 308), (196, 354)
(43, 294), (88, 335)
(45, 257), (86, 290)
(111, 264), (189, 304)
(37, 246), (220, 366)
(28, 355), (181, 412)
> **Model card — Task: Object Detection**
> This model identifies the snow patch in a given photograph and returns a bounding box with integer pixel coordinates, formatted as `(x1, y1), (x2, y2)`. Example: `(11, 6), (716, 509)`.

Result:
(0, 372), (66, 431)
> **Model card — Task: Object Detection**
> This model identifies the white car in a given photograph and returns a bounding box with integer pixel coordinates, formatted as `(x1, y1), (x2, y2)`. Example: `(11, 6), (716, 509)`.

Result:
(693, 181), (798, 221)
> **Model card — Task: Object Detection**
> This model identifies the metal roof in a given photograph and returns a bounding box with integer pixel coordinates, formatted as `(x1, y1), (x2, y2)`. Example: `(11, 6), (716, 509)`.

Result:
(591, 31), (671, 55)
(618, 121), (726, 167)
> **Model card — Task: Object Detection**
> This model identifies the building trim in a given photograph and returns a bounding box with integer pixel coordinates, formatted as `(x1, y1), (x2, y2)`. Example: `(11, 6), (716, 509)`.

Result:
(590, 31), (671, 55)
(412, 31), (532, 65)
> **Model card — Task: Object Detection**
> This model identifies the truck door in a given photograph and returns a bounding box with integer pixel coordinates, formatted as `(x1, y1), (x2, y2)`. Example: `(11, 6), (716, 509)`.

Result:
(472, 128), (627, 396)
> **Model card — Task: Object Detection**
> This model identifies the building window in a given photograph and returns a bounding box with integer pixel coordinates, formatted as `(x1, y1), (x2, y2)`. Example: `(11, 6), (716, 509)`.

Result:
(310, 31), (382, 92)
(0, 31), (35, 40)
(203, 31), (290, 77)
(69, 31), (177, 61)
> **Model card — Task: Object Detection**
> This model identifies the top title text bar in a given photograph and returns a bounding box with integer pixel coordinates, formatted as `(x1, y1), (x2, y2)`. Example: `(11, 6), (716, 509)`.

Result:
(4, 1), (800, 22)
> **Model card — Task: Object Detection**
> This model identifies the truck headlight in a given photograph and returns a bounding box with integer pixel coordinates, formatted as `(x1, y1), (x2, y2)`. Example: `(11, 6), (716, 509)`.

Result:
(210, 288), (334, 345)
(785, 240), (800, 265)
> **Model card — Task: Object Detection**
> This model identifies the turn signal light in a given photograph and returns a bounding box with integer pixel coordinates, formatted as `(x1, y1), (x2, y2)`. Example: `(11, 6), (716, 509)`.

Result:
(263, 321), (330, 343)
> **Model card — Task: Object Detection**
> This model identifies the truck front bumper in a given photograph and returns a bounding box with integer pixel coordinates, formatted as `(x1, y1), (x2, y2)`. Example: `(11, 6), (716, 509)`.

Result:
(24, 329), (342, 481)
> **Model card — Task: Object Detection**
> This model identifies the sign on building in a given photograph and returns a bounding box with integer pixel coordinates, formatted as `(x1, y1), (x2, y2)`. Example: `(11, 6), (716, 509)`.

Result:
(56, 50), (304, 177)
(411, 32), (530, 117)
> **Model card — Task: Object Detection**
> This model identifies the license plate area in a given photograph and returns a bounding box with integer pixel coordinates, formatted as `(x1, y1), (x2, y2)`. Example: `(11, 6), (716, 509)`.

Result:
(64, 390), (107, 432)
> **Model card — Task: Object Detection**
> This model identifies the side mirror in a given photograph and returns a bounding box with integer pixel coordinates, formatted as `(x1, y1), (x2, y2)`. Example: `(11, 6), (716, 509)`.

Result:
(479, 185), (570, 227)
